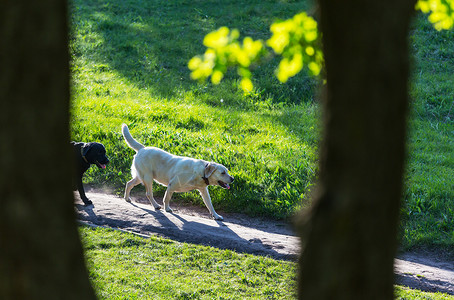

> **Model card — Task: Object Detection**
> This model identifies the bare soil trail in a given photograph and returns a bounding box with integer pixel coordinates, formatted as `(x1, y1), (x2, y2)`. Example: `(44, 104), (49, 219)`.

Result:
(75, 190), (454, 295)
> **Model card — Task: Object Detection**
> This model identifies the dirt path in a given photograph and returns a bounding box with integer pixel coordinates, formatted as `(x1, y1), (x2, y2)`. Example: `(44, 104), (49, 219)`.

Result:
(75, 190), (454, 295)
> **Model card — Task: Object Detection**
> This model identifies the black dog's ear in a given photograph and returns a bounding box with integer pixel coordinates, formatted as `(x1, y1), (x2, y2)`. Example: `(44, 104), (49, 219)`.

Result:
(81, 143), (92, 156)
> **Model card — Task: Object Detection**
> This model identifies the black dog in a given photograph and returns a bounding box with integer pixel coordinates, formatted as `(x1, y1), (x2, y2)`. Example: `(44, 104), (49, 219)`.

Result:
(71, 142), (109, 206)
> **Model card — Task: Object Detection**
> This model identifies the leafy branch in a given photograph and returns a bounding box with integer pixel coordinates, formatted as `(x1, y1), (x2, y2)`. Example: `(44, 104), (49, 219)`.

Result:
(188, 12), (323, 93)
(188, 1), (453, 93)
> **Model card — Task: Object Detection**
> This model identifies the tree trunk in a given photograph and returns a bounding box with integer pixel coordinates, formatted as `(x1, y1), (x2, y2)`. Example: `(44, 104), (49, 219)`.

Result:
(298, 1), (416, 299)
(0, 1), (96, 299)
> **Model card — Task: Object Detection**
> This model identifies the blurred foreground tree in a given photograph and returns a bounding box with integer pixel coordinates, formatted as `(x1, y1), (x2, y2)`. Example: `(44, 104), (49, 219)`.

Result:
(297, 1), (415, 298)
(0, 1), (96, 299)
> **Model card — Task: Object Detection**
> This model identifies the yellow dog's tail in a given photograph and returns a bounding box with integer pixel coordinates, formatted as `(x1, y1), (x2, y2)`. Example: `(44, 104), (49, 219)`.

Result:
(121, 124), (145, 152)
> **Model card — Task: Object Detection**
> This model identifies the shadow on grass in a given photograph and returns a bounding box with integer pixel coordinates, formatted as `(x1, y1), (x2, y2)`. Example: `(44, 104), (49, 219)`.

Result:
(70, 0), (317, 105)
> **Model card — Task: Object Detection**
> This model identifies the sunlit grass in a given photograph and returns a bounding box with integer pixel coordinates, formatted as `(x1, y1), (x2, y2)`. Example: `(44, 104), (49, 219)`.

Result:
(81, 226), (297, 299)
(70, 0), (320, 219)
(70, 0), (453, 252)
(81, 226), (454, 300)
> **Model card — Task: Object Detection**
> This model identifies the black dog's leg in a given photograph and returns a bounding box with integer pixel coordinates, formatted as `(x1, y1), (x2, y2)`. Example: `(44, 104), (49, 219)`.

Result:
(77, 176), (92, 206)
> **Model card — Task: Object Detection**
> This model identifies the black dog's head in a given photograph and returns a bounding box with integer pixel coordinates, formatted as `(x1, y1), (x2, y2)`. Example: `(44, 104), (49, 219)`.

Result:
(81, 142), (109, 169)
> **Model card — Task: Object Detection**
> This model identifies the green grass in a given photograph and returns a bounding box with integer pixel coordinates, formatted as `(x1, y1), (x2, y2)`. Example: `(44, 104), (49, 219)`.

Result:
(401, 15), (454, 253)
(395, 286), (454, 300)
(80, 226), (454, 299)
(69, 0), (319, 219)
(70, 0), (454, 252)
(80, 226), (297, 299)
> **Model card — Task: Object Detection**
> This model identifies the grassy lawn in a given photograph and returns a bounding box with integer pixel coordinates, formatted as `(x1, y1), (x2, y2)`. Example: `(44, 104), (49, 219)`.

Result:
(401, 16), (454, 252)
(81, 226), (297, 299)
(70, 0), (453, 253)
(70, 0), (454, 297)
(81, 226), (454, 299)
(395, 286), (454, 300)
(70, 0), (320, 219)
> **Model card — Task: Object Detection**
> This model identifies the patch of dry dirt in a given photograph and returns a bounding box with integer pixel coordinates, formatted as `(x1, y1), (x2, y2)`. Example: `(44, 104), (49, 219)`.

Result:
(75, 190), (454, 295)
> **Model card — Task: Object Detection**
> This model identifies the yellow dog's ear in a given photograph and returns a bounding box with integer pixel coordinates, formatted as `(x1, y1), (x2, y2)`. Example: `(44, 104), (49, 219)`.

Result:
(204, 163), (216, 178)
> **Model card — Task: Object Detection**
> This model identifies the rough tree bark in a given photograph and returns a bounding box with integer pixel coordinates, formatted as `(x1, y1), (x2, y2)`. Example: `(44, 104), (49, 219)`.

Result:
(0, 1), (96, 299)
(298, 0), (416, 299)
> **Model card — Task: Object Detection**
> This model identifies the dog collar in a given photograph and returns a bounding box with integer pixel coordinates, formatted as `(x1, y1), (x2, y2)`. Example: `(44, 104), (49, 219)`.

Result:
(201, 176), (209, 185)
(80, 147), (89, 163)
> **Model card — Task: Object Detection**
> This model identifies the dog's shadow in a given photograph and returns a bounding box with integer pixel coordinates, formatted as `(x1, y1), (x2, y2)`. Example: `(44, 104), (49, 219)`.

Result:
(75, 203), (96, 219)
(127, 201), (290, 259)
(128, 201), (203, 234)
